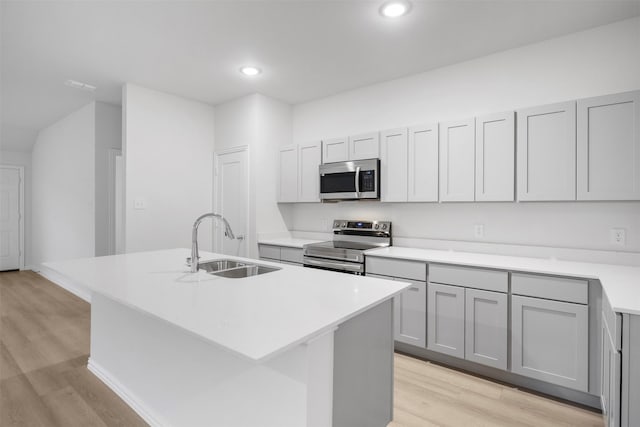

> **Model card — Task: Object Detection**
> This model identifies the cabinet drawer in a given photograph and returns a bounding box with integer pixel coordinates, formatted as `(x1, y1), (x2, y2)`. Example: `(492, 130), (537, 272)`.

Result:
(603, 292), (622, 351)
(258, 245), (281, 260)
(365, 257), (426, 281)
(429, 264), (508, 293)
(512, 273), (587, 304)
(280, 247), (303, 264)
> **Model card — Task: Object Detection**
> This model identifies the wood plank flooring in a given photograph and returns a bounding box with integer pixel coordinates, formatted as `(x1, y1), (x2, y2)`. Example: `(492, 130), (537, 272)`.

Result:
(1, 270), (604, 427)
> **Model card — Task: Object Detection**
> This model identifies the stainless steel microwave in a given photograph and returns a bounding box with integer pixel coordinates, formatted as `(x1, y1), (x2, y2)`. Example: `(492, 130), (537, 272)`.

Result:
(319, 158), (380, 201)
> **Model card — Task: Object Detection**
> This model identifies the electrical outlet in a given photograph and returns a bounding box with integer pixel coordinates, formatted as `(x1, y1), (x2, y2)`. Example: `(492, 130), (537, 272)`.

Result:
(610, 228), (626, 246)
(134, 198), (146, 210)
(474, 224), (484, 239)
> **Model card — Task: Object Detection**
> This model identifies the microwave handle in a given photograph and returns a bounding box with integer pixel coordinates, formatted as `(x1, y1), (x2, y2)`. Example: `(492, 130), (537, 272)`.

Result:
(354, 166), (361, 196)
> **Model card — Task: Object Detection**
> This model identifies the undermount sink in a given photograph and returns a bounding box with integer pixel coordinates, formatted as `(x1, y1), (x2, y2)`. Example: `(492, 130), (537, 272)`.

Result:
(197, 259), (281, 278)
(198, 259), (247, 273)
(211, 264), (281, 279)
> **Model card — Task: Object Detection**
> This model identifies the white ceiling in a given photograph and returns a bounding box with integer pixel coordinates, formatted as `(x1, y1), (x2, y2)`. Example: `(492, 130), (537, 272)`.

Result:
(2, 1), (639, 151)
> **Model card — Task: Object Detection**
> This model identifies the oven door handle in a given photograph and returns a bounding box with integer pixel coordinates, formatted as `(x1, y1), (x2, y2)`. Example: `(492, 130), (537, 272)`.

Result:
(354, 166), (361, 196)
(304, 258), (362, 272)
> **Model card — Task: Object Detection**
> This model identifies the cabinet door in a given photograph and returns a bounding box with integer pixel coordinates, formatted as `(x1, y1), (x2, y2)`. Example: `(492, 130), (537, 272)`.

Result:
(475, 111), (515, 201)
(408, 124), (438, 202)
(348, 132), (380, 160)
(577, 90), (640, 201)
(601, 317), (621, 427)
(278, 145), (298, 202)
(427, 283), (465, 358)
(394, 281), (427, 347)
(465, 289), (508, 370)
(517, 101), (576, 201)
(380, 128), (408, 202)
(439, 118), (475, 202)
(322, 137), (348, 163)
(511, 295), (588, 391)
(298, 141), (321, 202)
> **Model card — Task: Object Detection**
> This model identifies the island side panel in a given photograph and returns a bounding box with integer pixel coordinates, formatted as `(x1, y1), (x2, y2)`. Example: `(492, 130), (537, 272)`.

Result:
(88, 292), (331, 427)
(333, 299), (394, 427)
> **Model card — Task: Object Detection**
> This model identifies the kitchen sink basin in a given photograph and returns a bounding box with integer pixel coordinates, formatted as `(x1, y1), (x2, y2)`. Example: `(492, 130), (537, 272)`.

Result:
(197, 259), (281, 278)
(198, 259), (247, 273)
(210, 264), (281, 279)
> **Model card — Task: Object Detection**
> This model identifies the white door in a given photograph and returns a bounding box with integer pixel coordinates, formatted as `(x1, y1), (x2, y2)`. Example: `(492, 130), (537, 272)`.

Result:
(298, 141), (321, 202)
(408, 124), (439, 202)
(214, 148), (249, 257)
(439, 118), (475, 202)
(278, 145), (298, 202)
(380, 128), (408, 202)
(475, 111), (515, 202)
(0, 167), (22, 270)
(348, 132), (380, 160)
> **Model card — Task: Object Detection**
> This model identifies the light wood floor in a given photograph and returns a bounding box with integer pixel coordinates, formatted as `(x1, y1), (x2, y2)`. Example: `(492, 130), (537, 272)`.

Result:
(1, 271), (604, 427)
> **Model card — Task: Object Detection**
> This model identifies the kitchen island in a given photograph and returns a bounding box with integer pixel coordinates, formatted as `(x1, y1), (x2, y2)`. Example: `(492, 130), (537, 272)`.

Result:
(44, 249), (408, 427)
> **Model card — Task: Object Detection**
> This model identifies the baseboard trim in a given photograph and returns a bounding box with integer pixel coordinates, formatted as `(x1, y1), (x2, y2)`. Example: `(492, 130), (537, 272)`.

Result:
(88, 358), (164, 427)
(37, 265), (92, 303)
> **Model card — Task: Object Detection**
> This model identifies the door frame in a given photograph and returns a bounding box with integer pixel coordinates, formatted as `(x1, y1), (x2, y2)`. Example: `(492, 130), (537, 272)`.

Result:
(213, 146), (250, 255)
(0, 165), (25, 270)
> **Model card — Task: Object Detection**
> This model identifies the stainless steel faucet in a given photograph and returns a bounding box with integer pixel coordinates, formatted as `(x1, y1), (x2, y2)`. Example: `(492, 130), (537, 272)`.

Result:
(190, 213), (236, 273)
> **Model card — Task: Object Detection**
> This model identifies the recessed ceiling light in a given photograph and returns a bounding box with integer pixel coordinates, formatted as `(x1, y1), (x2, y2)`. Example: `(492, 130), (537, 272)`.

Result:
(64, 79), (96, 92)
(240, 66), (262, 76)
(380, 1), (410, 18)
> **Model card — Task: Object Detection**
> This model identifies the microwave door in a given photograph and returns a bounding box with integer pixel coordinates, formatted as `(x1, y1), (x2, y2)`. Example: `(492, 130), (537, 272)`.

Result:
(321, 171), (357, 196)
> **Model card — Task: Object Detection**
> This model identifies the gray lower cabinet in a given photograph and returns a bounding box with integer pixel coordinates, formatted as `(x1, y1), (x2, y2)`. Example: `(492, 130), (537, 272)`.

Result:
(602, 312), (621, 427)
(427, 283), (465, 358)
(258, 244), (303, 265)
(464, 288), (508, 370)
(622, 314), (640, 427)
(511, 295), (589, 392)
(394, 281), (427, 347)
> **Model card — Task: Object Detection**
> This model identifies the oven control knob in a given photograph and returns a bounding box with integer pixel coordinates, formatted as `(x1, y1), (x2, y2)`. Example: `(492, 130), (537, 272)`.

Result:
(382, 224), (387, 230)
(374, 224), (380, 230)
(341, 222), (346, 228)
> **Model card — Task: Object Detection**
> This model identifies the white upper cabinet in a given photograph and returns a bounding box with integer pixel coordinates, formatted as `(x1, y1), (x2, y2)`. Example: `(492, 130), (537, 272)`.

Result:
(408, 124), (439, 202)
(322, 137), (348, 164)
(439, 118), (475, 202)
(380, 128), (408, 202)
(475, 112), (515, 202)
(517, 101), (576, 201)
(577, 90), (640, 201)
(277, 144), (298, 203)
(298, 141), (322, 202)
(348, 132), (380, 160)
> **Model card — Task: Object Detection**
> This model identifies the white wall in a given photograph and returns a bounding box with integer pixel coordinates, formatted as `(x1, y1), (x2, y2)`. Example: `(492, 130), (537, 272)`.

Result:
(214, 93), (292, 258)
(0, 150), (32, 267)
(290, 17), (640, 254)
(123, 84), (216, 253)
(32, 103), (96, 267)
(94, 102), (122, 256)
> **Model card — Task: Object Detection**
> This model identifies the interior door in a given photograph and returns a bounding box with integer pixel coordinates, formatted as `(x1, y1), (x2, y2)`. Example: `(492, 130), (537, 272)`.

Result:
(214, 148), (248, 257)
(0, 167), (21, 270)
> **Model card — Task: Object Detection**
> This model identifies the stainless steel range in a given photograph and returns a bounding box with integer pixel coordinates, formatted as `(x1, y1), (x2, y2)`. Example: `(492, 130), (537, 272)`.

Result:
(303, 219), (392, 275)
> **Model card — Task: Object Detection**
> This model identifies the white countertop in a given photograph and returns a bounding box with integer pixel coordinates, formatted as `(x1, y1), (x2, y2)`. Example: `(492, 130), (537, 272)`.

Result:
(258, 237), (323, 248)
(366, 247), (640, 316)
(44, 249), (408, 362)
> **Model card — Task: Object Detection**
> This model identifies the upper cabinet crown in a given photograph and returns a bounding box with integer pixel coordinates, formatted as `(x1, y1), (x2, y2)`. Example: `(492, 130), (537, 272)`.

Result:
(322, 132), (380, 163)
(517, 101), (577, 201)
(577, 90), (640, 201)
